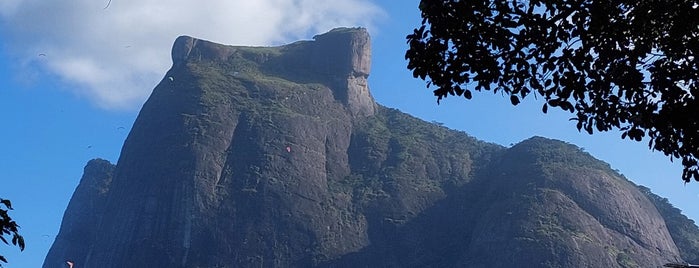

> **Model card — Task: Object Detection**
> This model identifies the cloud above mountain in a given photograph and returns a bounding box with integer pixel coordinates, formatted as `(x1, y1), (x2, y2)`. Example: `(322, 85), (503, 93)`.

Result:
(0, 0), (383, 110)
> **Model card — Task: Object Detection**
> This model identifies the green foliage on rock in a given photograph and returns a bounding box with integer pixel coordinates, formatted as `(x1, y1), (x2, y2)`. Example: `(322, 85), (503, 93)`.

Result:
(44, 29), (699, 268)
(638, 185), (699, 263)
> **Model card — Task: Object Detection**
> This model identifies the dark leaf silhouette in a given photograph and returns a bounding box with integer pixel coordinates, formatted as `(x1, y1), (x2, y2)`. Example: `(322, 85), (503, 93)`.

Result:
(406, 0), (699, 182)
(0, 198), (23, 267)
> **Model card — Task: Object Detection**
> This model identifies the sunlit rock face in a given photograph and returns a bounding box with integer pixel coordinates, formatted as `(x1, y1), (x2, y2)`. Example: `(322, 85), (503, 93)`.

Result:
(44, 28), (697, 268)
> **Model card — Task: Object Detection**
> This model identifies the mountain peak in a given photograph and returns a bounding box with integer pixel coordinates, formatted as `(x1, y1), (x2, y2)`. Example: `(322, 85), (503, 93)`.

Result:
(171, 35), (232, 66)
(44, 28), (698, 268)
(311, 27), (371, 77)
(169, 27), (375, 117)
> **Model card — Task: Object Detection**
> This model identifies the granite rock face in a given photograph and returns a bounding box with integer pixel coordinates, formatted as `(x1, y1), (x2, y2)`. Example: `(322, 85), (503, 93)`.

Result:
(43, 28), (698, 268)
(43, 159), (114, 268)
(171, 27), (375, 117)
(450, 137), (681, 267)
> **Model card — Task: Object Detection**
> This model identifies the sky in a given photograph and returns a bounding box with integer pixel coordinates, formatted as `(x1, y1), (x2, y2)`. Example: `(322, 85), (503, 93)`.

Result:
(1, 0), (697, 267)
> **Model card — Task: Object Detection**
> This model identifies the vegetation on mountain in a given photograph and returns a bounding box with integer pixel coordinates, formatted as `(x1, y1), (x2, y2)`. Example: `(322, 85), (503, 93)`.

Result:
(43, 29), (699, 267)
(638, 185), (699, 263)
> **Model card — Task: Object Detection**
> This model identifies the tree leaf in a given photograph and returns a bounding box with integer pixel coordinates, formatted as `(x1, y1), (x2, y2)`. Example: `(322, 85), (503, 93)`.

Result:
(406, 0), (699, 182)
(510, 95), (520, 105)
(0, 200), (11, 210)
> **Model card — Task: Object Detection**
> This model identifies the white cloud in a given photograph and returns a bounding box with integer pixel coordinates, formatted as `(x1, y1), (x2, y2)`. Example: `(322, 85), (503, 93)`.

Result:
(0, 0), (384, 110)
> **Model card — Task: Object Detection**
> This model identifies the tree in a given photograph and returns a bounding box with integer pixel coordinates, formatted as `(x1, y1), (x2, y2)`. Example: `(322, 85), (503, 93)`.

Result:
(0, 198), (24, 267)
(406, 0), (699, 181)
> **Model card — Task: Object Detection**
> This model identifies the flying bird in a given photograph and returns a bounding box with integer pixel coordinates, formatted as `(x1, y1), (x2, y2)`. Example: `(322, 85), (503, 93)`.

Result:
(66, 260), (74, 268)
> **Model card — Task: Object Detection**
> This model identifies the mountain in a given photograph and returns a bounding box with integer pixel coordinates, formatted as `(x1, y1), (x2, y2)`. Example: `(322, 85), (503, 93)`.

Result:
(43, 27), (699, 267)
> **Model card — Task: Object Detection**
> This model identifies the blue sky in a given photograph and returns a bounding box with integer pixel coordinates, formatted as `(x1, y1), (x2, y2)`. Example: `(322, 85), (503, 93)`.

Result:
(1, 0), (697, 267)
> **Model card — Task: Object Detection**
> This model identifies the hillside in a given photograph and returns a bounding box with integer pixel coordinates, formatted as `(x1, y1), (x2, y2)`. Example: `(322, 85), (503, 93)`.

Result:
(43, 28), (697, 268)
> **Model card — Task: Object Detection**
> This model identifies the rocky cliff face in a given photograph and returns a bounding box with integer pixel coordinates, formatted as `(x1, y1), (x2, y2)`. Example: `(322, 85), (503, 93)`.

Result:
(43, 159), (114, 267)
(44, 28), (699, 267)
(452, 137), (681, 267)
(171, 27), (375, 117)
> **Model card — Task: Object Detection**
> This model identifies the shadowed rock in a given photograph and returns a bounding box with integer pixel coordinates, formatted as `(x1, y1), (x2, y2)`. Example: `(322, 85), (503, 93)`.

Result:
(43, 28), (698, 268)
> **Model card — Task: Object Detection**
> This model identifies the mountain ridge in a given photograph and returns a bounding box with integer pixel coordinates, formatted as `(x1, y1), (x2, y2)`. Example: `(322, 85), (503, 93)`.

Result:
(43, 28), (697, 268)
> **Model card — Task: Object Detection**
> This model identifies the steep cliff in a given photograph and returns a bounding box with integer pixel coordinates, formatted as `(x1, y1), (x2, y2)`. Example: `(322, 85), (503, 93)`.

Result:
(43, 159), (114, 267)
(44, 28), (698, 268)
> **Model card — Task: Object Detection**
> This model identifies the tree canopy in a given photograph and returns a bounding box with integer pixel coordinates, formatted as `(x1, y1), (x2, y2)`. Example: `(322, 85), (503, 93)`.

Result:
(406, 0), (699, 181)
(0, 198), (24, 267)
